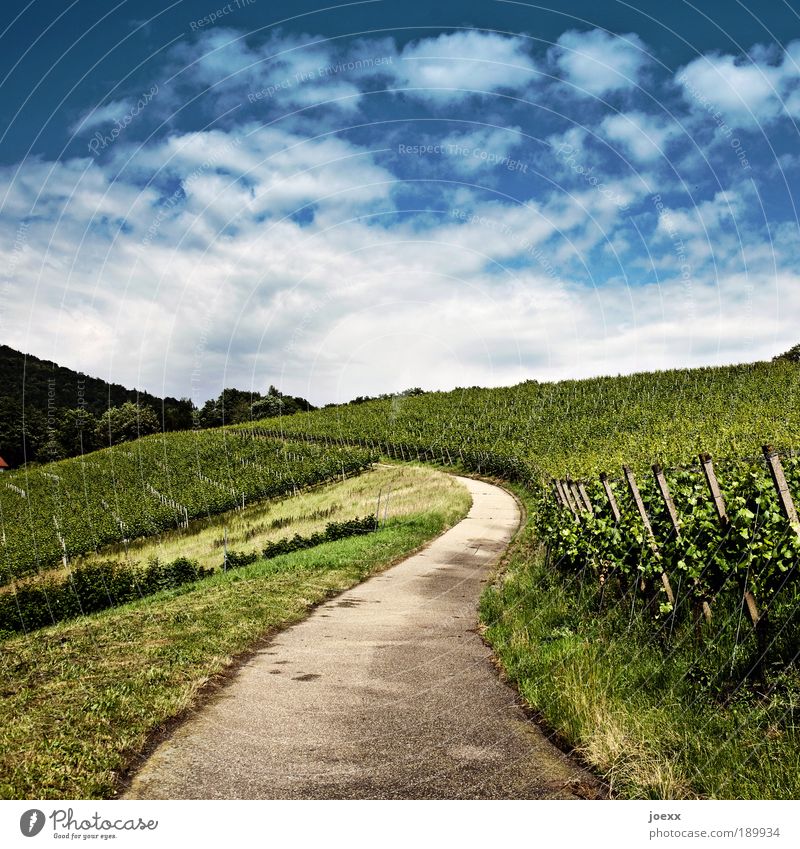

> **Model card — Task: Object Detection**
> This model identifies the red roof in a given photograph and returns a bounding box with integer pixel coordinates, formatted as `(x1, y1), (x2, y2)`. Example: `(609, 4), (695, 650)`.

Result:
(0, 457), (9, 469)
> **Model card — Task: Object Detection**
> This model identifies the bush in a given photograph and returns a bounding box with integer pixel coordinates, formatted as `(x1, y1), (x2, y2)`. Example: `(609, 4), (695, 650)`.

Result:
(221, 514), (378, 570)
(0, 556), (211, 638)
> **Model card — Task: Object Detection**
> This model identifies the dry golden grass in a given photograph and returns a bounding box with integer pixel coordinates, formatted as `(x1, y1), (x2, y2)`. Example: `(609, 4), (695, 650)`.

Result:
(0, 463), (472, 799)
(11, 464), (467, 585)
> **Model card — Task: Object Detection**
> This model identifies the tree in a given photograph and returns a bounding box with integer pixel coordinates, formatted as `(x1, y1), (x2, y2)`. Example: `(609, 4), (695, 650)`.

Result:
(57, 408), (98, 456)
(774, 343), (800, 364)
(251, 395), (284, 419)
(161, 397), (196, 431)
(198, 388), (256, 428)
(0, 397), (48, 466)
(95, 402), (160, 447)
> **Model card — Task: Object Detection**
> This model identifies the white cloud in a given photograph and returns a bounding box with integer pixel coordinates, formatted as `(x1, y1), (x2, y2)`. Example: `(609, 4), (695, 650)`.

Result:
(394, 31), (538, 101)
(1, 28), (795, 405)
(676, 39), (800, 126)
(167, 29), (387, 115)
(551, 29), (650, 97)
(601, 111), (681, 163)
(70, 100), (135, 135)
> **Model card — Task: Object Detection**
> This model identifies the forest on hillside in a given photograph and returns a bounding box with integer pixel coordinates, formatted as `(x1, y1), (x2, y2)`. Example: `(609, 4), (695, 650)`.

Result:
(0, 345), (314, 466)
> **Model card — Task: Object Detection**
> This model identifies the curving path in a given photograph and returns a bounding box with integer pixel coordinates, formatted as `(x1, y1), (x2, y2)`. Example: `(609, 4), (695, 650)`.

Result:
(124, 476), (600, 799)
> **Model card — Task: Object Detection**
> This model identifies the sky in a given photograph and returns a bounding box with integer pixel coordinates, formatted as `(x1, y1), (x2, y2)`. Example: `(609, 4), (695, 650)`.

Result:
(1, 0), (799, 407)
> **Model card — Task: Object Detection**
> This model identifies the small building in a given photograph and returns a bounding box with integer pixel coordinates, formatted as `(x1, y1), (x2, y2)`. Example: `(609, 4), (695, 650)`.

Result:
(0, 456), (8, 472)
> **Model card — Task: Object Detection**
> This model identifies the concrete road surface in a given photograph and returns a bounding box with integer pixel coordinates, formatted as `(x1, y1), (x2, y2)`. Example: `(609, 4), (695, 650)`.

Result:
(125, 476), (601, 799)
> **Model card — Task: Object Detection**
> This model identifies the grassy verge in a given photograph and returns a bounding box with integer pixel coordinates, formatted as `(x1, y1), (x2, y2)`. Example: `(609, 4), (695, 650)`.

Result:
(0, 468), (471, 800)
(17, 463), (456, 584)
(480, 483), (800, 799)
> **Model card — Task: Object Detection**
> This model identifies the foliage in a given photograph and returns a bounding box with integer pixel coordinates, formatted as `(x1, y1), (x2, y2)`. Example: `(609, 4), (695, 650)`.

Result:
(223, 515), (377, 568)
(0, 556), (211, 637)
(0, 508), (465, 800)
(265, 360), (800, 480)
(197, 386), (315, 428)
(95, 402), (160, 447)
(253, 358), (800, 667)
(774, 343), (800, 364)
(0, 344), (194, 465)
(0, 429), (375, 584)
(539, 456), (800, 634)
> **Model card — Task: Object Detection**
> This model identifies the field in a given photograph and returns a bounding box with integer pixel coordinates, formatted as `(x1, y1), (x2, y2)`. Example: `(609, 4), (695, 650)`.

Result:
(4, 357), (800, 798)
(256, 361), (800, 478)
(0, 428), (374, 585)
(0, 464), (471, 799)
(246, 359), (800, 798)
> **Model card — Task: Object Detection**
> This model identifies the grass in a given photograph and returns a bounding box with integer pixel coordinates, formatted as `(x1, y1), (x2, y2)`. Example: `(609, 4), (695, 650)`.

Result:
(10, 463), (457, 587)
(480, 482), (800, 800)
(0, 465), (471, 800)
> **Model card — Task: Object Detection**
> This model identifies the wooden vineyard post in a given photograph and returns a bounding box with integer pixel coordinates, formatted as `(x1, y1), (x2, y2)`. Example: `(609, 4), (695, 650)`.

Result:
(567, 479), (586, 518)
(577, 482), (594, 515)
(652, 464), (681, 609)
(743, 591), (760, 627)
(599, 473), (621, 523)
(623, 465), (674, 606)
(699, 453), (729, 527)
(652, 464), (681, 537)
(763, 444), (800, 538)
(560, 479), (581, 520)
(566, 478), (580, 511)
(696, 452), (731, 624)
(623, 465), (654, 539)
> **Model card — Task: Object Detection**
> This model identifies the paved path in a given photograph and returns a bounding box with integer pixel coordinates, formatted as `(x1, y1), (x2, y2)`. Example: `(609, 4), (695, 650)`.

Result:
(125, 476), (598, 799)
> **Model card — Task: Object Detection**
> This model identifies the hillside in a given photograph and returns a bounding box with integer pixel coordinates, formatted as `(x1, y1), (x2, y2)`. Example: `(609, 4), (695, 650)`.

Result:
(250, 359), (800, 477)
(0, 344), (191, 422)
(0, 344), (193, 466)
(0, 345), (315, 467)
(247, 355), (800, 799)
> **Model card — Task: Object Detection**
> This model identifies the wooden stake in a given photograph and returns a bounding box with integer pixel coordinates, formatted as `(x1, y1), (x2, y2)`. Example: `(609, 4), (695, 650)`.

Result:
(623, 465), (654, 538)
(661, 572), (675, 606)
(653, 464), (681, 536)
(624, 465), (675, 605)
(743, 590), (760, 626)
(560, 479), (581, 519)
(568, 480), (586, 517)
(599, 473), (621, 523)
(577, 482), (594, 515)
(763, 445), (800, 537)
(699, 453), (729, 527)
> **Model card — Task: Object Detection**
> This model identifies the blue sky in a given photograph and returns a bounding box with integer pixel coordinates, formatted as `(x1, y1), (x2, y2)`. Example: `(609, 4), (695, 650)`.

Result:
(1, 0), (799, 405)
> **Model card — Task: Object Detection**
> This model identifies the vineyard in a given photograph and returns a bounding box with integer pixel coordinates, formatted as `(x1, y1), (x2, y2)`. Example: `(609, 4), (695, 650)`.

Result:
(253, 361), (800, 480)
(246, 360), (800, 673)
(0, 429), (375, 585)
(542, 448), (800, 674)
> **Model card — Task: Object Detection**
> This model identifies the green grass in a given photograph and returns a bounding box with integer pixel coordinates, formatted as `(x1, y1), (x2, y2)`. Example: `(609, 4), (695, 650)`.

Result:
(480, 483), (800, 799)
(36, 462), (462, 581)
(0, 471), (471, 800)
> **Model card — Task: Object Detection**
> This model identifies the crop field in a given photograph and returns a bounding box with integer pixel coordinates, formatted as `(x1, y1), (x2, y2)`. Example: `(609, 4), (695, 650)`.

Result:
(246, 359), (800, 797)
(0, 463), (471, 799)
(0, 429), (374, 585)
(247, 361), (800, 636)
(255, 361), (800, 479)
